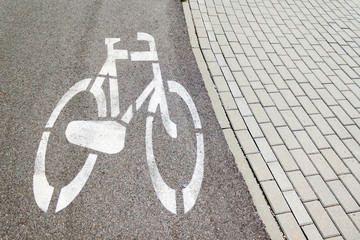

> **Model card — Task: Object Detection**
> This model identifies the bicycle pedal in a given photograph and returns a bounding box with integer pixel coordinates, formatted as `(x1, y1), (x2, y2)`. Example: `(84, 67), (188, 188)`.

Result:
(65, 120), (126, 154)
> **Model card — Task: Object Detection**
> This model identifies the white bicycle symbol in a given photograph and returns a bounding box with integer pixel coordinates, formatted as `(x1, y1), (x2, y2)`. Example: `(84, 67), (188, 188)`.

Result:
(33, 33), (204, 214)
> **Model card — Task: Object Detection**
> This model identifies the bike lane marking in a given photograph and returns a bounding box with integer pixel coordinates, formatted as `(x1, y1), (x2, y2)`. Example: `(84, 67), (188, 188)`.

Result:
(33, 33), (204, 216)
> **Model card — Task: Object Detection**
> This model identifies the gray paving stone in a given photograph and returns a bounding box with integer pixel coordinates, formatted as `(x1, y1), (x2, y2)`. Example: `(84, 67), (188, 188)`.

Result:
(240, 86), (259, 104)
(212, 24), (224, 35)
(310, 114), (334, 135)
(346, 125), (360, 146)
(316, 89), (338, 106)
(263, 84), (278, 93)
(290, 69), (308, 83)
(272, 145), (299, 172)
(213, 76), (229, 92)
(284, 190), (313, 226)
(313, 99), (335, 118)
(349, 212), (360, 231)
(242, 66), (259, 82)
(265, 107), (287, 127)
(302, 224), (324, 240)
(324, 84), (345, 101)
(262, 60), (277, 74)
(210, 41), (222, 54)
(260, 123), (284, 146)
(343, 158), (360, 183)
(255, 138), (277, 163)
(234, 97), (252, 117)
(327, 180), (360, 214)
(254, 89), (275, 107)
(261, 180), (290, 214)
(343, 139), (360, 161)
(219, 67), (234, 82)
(270, 92), (290, 111)
(219, 91), (237, 110)
(281, 110), (304, 131)
(288, 171), (318, 202)
(301, 83), (321, 100)
(271, 74), (289, 90)
(277, 66), (293, 80)
(326, 135), (353, 159)
(326, 205), (360, 240)
(291, 150), (318, 177)
(220, 45), (235, 58)
(306, 73), (324, 89)
(268, 162), (293, 191)
(226, 57), (241, 71)
(199, 37), (211, 49)
(304, 201), (340, 239)
(244, 116), (263, 138)
(307, 175), (338, 207)
(215, 53), (227, 67)
(327, 118), (352, 140)
(277, 126), (302, 150)
(291, 108), (314, 127)
(232, 71), (249, 87)
(330, 106), (354, 126)
(298, 96), (319, 115)
(320, 149), (350, 175)
(202, 49), (216, 62)
(294, 130), (319, 155)
(281, 90), (301, 108)
(249, 103), (270, 123)
(207, 61), (223, 76)
(247, 153), (273, 182)
(276, 213), (307, 240)
(226, 109), (246, 131)
(227, 81), (242, 97)
(309, 153), (338, 181)
(340, 174), (360, 206)
(338, 99), (360, 118)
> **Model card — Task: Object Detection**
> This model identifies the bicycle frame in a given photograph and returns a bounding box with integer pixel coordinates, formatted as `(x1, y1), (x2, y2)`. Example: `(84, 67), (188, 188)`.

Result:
(92, 33), (177, 138)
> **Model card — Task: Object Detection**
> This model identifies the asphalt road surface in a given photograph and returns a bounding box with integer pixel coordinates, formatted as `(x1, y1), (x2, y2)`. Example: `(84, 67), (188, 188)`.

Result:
(1, 0), (270, 239)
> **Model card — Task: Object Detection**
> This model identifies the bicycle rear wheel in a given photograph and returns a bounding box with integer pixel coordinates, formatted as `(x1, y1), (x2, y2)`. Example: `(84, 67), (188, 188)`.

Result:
(145, 80), (204, 214)
(33, 78), (98, 213)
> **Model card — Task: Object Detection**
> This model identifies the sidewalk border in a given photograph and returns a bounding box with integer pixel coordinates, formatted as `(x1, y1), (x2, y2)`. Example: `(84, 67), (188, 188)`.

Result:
(182, 2), (284, 239)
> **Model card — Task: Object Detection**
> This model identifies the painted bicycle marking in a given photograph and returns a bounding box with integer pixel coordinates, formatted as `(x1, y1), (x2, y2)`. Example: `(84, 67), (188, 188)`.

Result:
(33, 33), (204, 214)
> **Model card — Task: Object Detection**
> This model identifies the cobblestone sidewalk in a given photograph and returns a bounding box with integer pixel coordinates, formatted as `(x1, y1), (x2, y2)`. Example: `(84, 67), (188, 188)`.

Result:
(185, 0), (360, 239)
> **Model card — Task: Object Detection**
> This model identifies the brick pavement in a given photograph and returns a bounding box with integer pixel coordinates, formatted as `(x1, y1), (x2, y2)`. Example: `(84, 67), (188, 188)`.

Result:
(185, 0), (360, 239)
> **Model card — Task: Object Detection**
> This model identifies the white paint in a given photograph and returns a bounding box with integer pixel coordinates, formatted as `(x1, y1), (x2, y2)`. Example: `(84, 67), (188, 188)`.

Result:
(147, 63), (177, 138)
(33, 131), (54, 212)
(136, 80), (155, 110)
(167, 80), (204, 213)
(35, 33), (204, 214)
(56, 154), (98, 212)
(66, 120), (126, 154)
(135, 63), (177, 138)
(145, 80), (204, 214)
(121, 104), (133, 124)
(90, 77), (107, 118)
(131, 32), (158, 61)
(99, 38), (128, 77)
(109, 78), (120, 117)
(183, 133), (204, 213)
(146, 116), (177, 214)
(46, 78), (91, 128)
(168, 81), (202, 129)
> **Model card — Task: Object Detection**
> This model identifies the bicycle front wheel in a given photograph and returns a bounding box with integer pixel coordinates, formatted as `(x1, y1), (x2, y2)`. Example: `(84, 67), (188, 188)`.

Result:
(145, 80), (204, 214)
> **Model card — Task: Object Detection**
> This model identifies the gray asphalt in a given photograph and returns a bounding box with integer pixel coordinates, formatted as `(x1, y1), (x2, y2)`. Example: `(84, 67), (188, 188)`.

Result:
(1, 0), (270, 239)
